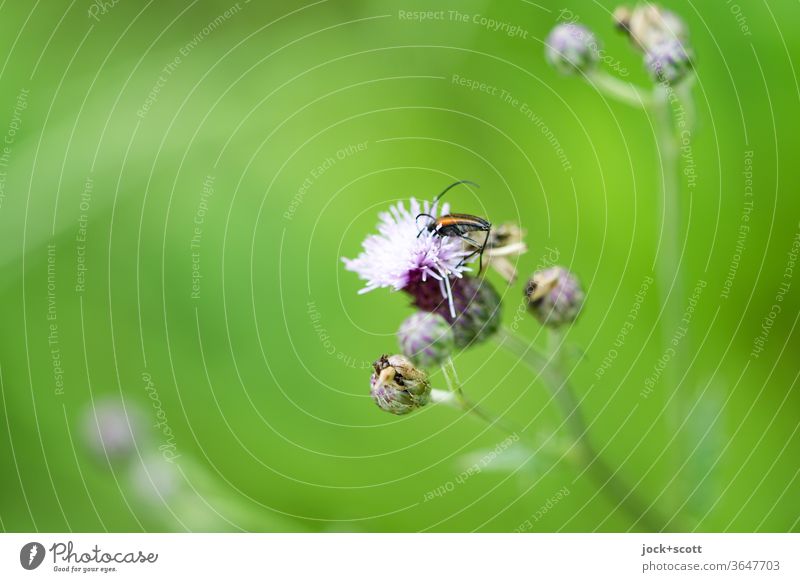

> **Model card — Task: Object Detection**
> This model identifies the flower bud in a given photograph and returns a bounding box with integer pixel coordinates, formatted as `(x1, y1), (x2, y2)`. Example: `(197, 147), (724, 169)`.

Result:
(646, 39), (693, 84)
(545, 23), (600, 75)
(398, 311), (455, 367)
(612, 6), (633, 32)
(524, 266), (584, 328)
(83, 398), (142, 461)
(617, 3), (689, 53)
(407, 276), (501, 348)
(449, 277), (502, 347)
(370, 354), (431, 415)
(484, 223), (528, 283)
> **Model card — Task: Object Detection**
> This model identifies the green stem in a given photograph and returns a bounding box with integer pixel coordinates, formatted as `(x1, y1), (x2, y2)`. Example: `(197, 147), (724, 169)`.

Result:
(653, 85), (684, 352)
(676, 74), (697, 134)
(652, 84), (690, 506)
(586, 70), (652, 108)
(495, 327), (672, 531)
(438, 359), (523, 437)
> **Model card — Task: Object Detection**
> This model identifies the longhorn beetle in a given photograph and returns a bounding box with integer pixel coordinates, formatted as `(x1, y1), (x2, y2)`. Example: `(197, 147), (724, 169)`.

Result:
(416, 180), (492, 272)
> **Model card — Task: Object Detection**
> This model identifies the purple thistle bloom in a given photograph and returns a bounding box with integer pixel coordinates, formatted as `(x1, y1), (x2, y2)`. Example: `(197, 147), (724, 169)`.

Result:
(545, 23), (599, 74)
(398, 311), (455, 367)
(646, 38), (692, 84)
(407, 275), (501, 348)
(524, 266), (584, 328)
(342, 198), (471, 318)
(83, 398), (142, 460)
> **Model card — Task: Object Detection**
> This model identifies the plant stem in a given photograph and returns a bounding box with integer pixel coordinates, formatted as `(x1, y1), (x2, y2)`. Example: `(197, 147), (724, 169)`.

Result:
(653, 84), (684, 364)
(437, 359), (522, 436)
(494, 327), (672, 531)
(586, 70), (652, 108)
(652, 83), (690, 507)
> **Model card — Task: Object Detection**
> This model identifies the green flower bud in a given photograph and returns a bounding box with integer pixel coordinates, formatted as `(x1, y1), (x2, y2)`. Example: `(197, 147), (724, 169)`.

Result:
(370, 354), (432, 415)
(524, 266), (584, 328)
(398, 311), (455, 367)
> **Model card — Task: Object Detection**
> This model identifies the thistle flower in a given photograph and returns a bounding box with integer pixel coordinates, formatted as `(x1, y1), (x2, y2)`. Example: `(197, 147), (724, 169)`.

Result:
(398, 311), (455, 367)
(614, 3), (689, 53)
(83, 398), (142, 460)
(342, 198), (471, 319)
(407, 275), (501, 348)
(545, 23), (600, 75)
(645, 38), (693, 84)
(524, 266), (584, 328)
(370, 354), (431, 415)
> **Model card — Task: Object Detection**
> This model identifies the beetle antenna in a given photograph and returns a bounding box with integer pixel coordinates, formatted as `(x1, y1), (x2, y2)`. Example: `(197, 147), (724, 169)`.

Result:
(415, 213), (436, 237)
(432, 180), (480, 205)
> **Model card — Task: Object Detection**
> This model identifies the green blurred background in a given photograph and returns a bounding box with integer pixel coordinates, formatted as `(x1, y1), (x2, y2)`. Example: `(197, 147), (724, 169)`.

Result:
(0, 0), (798, 532)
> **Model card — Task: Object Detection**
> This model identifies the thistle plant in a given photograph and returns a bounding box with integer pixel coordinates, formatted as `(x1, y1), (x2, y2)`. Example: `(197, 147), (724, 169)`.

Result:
(341, 2), (696, 532)
(547, 4), (696, 422)
(342, 198), (472, 319)
(343, 187), (670, 530)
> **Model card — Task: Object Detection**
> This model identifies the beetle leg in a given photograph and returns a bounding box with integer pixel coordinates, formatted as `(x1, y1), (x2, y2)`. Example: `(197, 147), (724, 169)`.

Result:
(477, 224), (490, 272)
(456, 246), (481, 269)
(459, 234), (483, 249)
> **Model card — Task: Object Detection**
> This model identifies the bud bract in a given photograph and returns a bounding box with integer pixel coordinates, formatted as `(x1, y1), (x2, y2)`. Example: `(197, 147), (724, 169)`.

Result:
(524, 266), (584, 328)
(370, 354), (432, 415)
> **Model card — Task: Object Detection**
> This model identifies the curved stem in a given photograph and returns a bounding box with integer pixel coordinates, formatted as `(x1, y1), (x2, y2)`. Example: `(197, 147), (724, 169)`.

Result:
(586, 70), (652, 108)
(437, 359), (523, 437)
(676, 74), (697, 134)
(495, 327), (673, 531)
(653, 85), (684, 354)
(652, 83), (690, 508)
